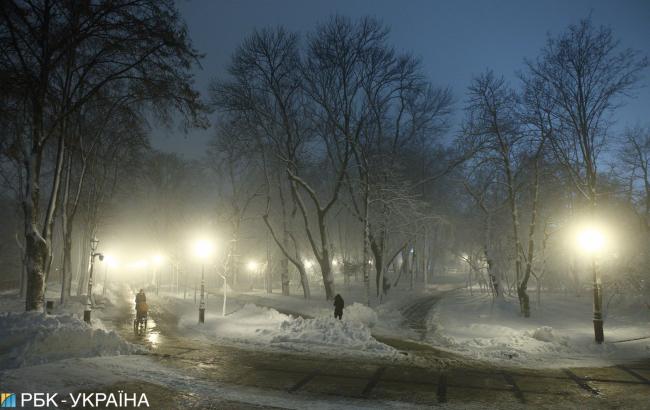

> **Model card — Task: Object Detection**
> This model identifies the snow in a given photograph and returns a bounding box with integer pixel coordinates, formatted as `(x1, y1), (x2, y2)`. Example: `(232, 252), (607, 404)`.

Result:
(337, 302), (378, 326)
(232, 285), (422, 339)
(0, 311), (138, 369)
(425, 290), (650, 367)
(264, 316), (391, 353)
(177, 302), (396, 357)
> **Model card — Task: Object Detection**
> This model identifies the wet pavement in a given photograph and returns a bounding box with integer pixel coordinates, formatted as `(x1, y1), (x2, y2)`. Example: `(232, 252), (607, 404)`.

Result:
(103, 293), (650, 409)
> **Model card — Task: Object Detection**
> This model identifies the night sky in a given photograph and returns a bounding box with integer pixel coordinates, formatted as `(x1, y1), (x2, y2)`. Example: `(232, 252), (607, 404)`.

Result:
(151, 0), (650, 158)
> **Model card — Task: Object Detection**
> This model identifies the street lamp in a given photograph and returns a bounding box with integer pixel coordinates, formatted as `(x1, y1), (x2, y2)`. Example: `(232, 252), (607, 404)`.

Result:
(247, 260), (259, 290)
(194, 239), (214, 323)
(247, 260), (258, 272)
(84, 236), (104, 323)
(577, 225), (606, 344)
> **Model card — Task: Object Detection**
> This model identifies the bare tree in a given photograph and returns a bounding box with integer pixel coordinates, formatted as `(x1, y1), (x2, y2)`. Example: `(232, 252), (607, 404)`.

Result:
(211, 27), (310, 296)
(618, 126), (650, 231)
(0, 0), (204, 310)
(525, 18), (647, 213)
(463, 71), (525, 308)
(208, 120), (264, 289)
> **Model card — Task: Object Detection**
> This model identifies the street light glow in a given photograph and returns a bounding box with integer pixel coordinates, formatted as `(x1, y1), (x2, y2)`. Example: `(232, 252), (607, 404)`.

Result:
(104, 254), (118, 268)
(247, 260), (258, 271)
(130, 259), (149, 269)
(578, 227), (605, 253)
(194, 239), (214, 259)
(152, 254), (164, 266)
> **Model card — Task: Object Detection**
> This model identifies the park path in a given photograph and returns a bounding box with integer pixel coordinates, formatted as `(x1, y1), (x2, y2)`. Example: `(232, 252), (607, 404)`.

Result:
(100, 289), (650, 409)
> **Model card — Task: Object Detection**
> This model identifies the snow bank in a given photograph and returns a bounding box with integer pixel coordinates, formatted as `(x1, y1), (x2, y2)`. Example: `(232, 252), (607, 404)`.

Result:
(426, 291), (650, 367)
(0, 311), (137, 369)
(235, 286), (428, 339)
(339, 302), (378, 327)
(262, 316), (392, 353)
(179, 303), (395, 357)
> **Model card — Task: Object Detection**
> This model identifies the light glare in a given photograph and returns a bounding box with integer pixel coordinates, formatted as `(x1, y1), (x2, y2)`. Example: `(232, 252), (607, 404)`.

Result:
(194, 239), (214, 259)
(578, 227), (605, 253)
(104, 254), (118, 268)
(152, 254), (164, 265)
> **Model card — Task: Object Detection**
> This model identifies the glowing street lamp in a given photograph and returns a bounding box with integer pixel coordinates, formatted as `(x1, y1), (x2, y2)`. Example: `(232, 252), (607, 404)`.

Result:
(577, 225), (606, 344)
(247, 260), (259, 272)
(194, 239), (214, 323)
(578, 228), (605, 253)
(84, 237), (104, 323)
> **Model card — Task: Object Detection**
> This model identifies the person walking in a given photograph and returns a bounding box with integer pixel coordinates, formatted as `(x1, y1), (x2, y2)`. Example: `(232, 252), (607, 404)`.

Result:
(333, 294), (344, 320)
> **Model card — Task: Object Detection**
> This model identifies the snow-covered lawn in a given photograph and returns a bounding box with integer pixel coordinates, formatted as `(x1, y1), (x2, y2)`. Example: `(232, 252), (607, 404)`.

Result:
(426, 289), (650, 367)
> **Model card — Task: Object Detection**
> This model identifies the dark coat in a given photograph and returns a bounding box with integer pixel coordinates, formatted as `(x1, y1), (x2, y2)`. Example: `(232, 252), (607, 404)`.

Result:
(333, 294), (344, 311)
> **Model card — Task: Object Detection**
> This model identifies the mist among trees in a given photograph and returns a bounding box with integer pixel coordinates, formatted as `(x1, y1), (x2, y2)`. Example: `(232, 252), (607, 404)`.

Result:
(1, 4), (649, 320)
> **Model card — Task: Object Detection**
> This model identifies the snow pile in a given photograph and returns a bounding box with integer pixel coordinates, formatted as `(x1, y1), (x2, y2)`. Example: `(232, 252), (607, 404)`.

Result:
(179, 303), (285, 340)
(425, 291), (650, 367)
(263, 316), (393, 353)
(180, 303), (395, 357)
(528, 326), (557, 342)
(0, 311), (137, 369)
(339, 302), (378, 327)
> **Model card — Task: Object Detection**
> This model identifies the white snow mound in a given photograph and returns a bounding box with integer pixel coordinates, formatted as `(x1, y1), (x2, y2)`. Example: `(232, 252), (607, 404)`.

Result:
(265, 316), (392, 353)
(180, 303), (394, 356)
(339, 302), (378, 327)
(0, 312), (137, 369)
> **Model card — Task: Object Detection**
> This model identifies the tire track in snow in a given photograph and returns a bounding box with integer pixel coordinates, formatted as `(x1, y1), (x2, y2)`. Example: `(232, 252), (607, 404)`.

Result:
(399, 295), (441, 340)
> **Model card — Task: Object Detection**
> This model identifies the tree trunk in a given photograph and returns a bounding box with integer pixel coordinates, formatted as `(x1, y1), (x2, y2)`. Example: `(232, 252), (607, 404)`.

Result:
(278, 180), (290, 296)
(362, 180), (370, 305)
(61, 224), (73, 303)
(519, 155), (541, 318)
(297, 265), (310, 299)
(76, 229), (90, 296)
(24, 227), (48, 311)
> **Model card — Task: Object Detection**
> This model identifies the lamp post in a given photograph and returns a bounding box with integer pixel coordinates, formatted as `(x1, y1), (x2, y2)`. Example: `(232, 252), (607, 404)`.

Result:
(578, 226), (605, 344)
(194, 239), (214, 324)
(84, 237), (104, 323)
(200, 264), (205, 323)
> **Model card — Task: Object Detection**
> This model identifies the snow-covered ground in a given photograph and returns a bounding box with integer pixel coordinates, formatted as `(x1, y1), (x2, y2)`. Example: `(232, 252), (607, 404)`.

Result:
(165, 296), (398, 359)
(222, 283), (437, 339)
(425, 289), (650, 367)
(0, 311), (137, 369)
(4, 278), (649, 374)
(0, 285), (139, 370)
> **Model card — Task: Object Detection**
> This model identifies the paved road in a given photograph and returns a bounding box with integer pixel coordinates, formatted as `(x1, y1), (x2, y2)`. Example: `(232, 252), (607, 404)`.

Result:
(105, 294), (650, 409)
